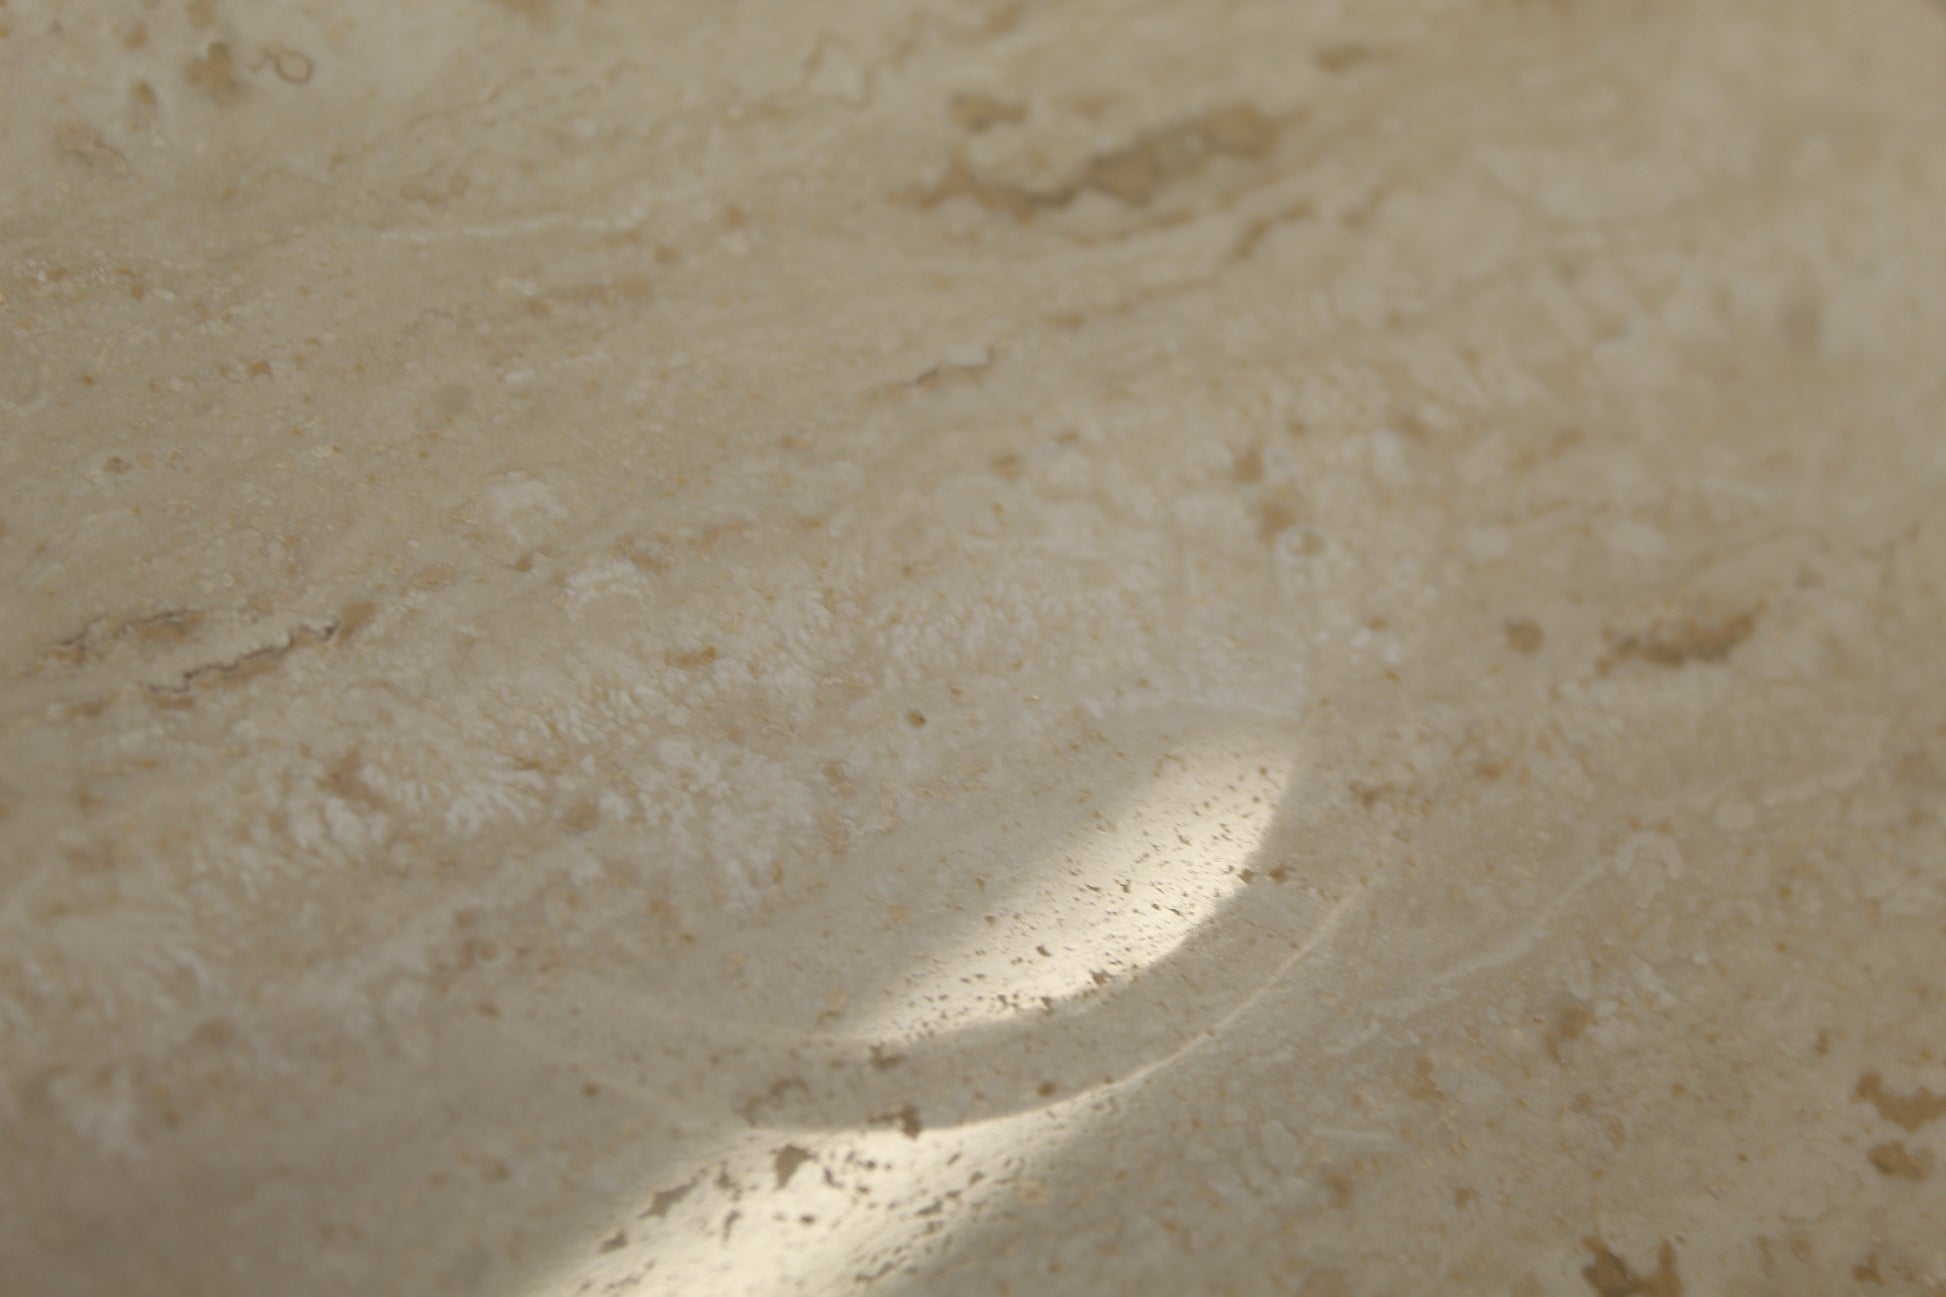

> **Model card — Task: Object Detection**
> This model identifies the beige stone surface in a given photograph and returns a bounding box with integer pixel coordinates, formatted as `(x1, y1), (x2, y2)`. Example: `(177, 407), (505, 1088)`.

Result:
(4, 0), (1946, 1293)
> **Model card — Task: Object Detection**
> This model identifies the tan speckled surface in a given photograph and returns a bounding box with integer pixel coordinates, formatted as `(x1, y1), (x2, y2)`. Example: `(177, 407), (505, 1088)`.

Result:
(4, 1), (1946, 1294)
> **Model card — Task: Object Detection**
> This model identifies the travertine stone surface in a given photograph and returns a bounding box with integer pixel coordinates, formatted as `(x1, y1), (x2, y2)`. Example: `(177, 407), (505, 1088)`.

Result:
(4, 1), (1946, 1294)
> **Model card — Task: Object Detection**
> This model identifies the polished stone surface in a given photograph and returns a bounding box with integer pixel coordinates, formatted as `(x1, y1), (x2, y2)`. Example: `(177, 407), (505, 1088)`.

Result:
(4, 1), (1946, 1293)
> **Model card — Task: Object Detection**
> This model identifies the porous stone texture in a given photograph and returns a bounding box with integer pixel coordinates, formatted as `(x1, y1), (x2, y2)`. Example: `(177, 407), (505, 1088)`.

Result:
(3, 1), (1945, 1294)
